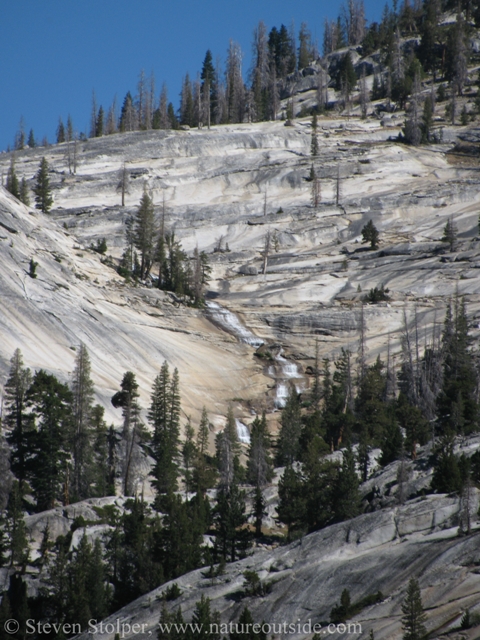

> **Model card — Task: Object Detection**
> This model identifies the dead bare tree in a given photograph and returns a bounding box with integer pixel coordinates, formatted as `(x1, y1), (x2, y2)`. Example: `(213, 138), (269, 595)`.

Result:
(117, 163), (130, 207)
(262, 229), (271, 275)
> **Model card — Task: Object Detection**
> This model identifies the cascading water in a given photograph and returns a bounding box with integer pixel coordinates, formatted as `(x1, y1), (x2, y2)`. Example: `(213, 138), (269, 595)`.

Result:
(274, 350), (302, 408)
(235, 419), (251, 444)
(206, 301), (264, 347)
(274, 383), (289, 409)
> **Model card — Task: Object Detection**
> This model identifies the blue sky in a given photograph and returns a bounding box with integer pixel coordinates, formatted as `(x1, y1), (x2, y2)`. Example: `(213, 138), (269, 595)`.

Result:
(1, 0), (387, 152)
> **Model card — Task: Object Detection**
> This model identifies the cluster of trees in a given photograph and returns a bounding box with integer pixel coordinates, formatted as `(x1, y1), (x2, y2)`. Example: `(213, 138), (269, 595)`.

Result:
(273, 294), (479, 538)
(5, 156), (53, 214)
(0, 344), (277, 635)
(8, 0), (480, 151)
(118, 191), (211, 304)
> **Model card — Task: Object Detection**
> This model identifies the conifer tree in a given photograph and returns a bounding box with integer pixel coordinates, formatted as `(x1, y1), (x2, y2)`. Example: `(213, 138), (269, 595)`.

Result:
(56, 118), (65, 144)
(214, 483), (250, 562)
(119, 92), (136, 132)
(95, 106), (104, 137)
(182, 419), (197, 497)
(4, 349), (32, 493)
(247, 412), (273, 488)
(437, 297), (478, 435)
(187, 596), (221, 640)
(5, 481), (29, 568)
(361, 220), (379, 249)
(401, 578), (427, 640)
(148, 362), (181, 506)
(216, 406), (240, 491)
(333, 446), (361, 522)
(5, 157), (20, 199)
(134, 191), (156, 280)
(277, 465), (306, 540)
(0, 433), (12, 512)
(276, 389), (302, 466)
(27, 370), (74, 510)
(33, 157), (53, 213)
(19, 178), (30, 206)
(111, 371), (144, 496)
(441, 217), (458, 251)
(193, 407), (217, 493)
(70, 343), (95, 500)
(27, 129), (36, 148)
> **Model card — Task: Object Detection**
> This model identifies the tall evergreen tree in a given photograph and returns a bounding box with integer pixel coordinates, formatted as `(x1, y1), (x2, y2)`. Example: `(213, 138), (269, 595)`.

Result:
(5, 157), (20, 199)
(33, 157), (53, 213)
(193, 407), (217, 494)
(19, 178), (30, 206)
(134, 191), (156, 280)
(437, 297), (478, 435)
(276, 389), (302, 466)
(26, 370), (73, 510)
(148, 362), (181, 507)
(247, 412), (273, 488)
(333, 446), (361, 522)
(111, 371), (144, 496)
(277, 465), (306, 540)
(56, 118), (65, 144)
(5, 481), (29, 568)
(214, 483), (250, 562)
(4, 349), (31, 493)
(70, 343), (95, 501)
(401, 578), (427, 640)
(216, 406), (240, 491)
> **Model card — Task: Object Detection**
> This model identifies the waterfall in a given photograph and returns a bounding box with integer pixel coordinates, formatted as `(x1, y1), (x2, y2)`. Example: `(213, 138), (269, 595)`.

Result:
(235, 419), (251, 444)
(206, 301), (264, 347)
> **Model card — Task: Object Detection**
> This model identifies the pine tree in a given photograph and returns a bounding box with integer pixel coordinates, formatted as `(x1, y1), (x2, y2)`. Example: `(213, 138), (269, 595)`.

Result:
(6, 157), (20, 199)
(214, 483), (250, 562)
(148, 362), (181, 506)
(33, 157), (53, 213)
(277, 465), (306, 540)
(182, 419), (197, 497)
(95, 106), (104, 137)
(70, 343), (95, 501)
(27, 129), (36, 148)
(19, 178), (30, 206)
(437, 297), (478, 435)
(361, 220), (379, 249)
(0, 433), (12, 512)
(193, 407), (217, 494)
(247, 412), (273, 488)
(333, 446), (361, 522)
(401, 578), (427, 640)
(134, 191), (156, 280)
(119, 92), (136, 132)
(187, 596), (221, 640)
(27, 370), (74, 510)
(441, 217), (458, 251)
(216, 406), (241, 491)
(5, 481), (29, 568)
(4, 349), (32, 493)
(111, 371), (144, 496)
(276, 389), (302, 466)
(56, 118), (65, 144)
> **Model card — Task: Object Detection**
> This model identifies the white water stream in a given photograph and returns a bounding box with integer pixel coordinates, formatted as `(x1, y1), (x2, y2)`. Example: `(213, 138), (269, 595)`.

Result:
(235, 419), (251, 444)
(206, 301), (264, 347)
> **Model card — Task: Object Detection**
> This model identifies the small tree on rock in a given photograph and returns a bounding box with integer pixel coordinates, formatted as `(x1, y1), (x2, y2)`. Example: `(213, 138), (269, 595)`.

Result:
(361, 220), (379, 250)
(441, 217), (458, 251)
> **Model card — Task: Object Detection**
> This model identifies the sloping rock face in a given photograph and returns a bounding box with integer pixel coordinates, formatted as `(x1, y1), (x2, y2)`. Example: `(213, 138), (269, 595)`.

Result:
(73, 490), (480, 640)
